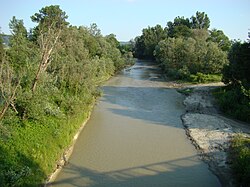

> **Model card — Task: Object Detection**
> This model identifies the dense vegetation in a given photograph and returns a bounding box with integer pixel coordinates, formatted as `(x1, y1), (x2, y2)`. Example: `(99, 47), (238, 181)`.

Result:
(134, 11), (230, 82)
(217, 39), (250, 123)
(0, 5), (133, 186)
(134, 11), (250, 186)
(220, 38), (250, 186)
(229, 134), (250, 187)
(1, 6), (249, 186)
(134, 11), (249, 122)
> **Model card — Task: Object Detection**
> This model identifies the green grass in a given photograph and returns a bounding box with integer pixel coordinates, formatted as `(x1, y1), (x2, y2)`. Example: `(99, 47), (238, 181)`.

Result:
(229, 134), (250, 187)
(188, 73), (222, 83)
(0, 98), (95, 186)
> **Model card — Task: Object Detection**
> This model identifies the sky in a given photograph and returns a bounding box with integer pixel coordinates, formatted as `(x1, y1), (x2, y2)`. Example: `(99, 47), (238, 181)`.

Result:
(0, 0), (249, 41)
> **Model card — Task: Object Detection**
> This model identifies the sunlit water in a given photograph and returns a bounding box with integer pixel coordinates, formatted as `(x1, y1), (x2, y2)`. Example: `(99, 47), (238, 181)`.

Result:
(51, 60), (220, 187)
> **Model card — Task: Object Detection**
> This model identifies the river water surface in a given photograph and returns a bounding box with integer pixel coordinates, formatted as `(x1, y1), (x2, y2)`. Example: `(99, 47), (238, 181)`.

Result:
(51, 60), (220, 187)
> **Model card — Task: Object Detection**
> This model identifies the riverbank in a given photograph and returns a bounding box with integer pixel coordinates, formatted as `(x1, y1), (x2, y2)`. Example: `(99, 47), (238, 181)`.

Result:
(178, 83), (250, 187)
(45, 104), (94, 185)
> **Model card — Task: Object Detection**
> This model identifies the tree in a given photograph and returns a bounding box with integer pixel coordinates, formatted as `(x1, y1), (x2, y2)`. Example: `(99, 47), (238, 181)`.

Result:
(154, 34), (228, 79)
(203, 41), (228, 74)
(9, 16), (27, 38)
(134, 25), (166, 59)
(30, 5), (68, 92)
(0, 31), (4, 62)
(8, 17), (32, 74)
(223, 40), (250, 88)
(105, 34), (119, 48)
(166, 16), (192, 38)
(191, 11), (210, 29)
(208, 29), (231, 51)
(0, 58), (20, 121)
(134, 35), (145, 59)
(220, 38), (250, 122)
(88, 23), (101, 37)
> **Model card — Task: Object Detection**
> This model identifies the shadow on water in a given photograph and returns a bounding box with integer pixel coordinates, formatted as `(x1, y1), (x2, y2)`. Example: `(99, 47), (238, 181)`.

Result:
(48, 155), (218, 187)
(101, 86), (185, 128)
(49, 59), (221, 187)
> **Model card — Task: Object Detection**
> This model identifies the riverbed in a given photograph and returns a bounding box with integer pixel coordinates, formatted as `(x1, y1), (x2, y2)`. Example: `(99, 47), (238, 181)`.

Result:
(50, 60), (220, 187)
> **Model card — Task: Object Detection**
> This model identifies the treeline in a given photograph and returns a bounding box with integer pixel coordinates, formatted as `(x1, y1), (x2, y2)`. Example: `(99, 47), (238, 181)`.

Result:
(134, 11), (249, 123)
(0, 5), (133, 186)
(134, 11), (250, 185)
(134, 11), (230, 82)
(223, 39), (250, 184)
(218, 38), (250, 123)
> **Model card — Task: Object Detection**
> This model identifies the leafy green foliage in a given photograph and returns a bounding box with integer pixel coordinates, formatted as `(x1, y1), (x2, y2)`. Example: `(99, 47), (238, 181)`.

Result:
(190, 11), (210, 29)
(166, 16), (192, 38)
(229, 134), (250, 186)
(0, 5), (133, 186)
(189, 73), (222, 83)
(154, 36), (228, 80)
(0, 33), (4, 61)
(134, 11), (228, 83)
(223, 41), (250, 89)
(214, 87), (250, 122)
(134, 25), (166, 59)
(208, 29), (231, 52)
(215, 39), (250, 123)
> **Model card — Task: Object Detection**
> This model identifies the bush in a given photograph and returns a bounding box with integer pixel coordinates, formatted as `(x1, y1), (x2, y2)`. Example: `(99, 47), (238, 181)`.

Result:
(189, 72), (222, 83)
(214, 87), (250, 123)
(155, 37), (228, 82)
(230, 134), (250, 186)
(0, 6), (132, 186)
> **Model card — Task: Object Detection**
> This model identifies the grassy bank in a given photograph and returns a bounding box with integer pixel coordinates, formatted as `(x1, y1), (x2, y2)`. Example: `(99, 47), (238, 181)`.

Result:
(0, 95), (96, 186)
(213, 87), (250, 186)
(229, 134), (250, 187)
(0, 5), (136, 186)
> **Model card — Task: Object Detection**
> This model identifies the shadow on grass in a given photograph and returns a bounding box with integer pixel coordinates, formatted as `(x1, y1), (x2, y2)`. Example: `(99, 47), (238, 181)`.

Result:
(0, 144), (46, 186)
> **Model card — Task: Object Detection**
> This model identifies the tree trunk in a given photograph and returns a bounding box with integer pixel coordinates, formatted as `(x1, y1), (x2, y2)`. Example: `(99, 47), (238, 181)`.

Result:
(31, 30), (61, 92)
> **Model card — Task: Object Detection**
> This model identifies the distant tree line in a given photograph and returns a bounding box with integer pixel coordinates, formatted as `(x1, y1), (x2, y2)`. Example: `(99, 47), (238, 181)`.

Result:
(0, 5), (134, 186)
(134, 12), (250, 185)
(134, 11), (230, 82)
(134, 11), (249, 122)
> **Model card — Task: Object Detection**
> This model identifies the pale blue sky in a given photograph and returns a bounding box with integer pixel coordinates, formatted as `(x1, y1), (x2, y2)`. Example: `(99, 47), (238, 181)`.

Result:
(0, 0), (249, 41)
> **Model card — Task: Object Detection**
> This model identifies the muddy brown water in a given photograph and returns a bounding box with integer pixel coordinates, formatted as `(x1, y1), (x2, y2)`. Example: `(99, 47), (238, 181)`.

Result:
(50, 60), (221, 187)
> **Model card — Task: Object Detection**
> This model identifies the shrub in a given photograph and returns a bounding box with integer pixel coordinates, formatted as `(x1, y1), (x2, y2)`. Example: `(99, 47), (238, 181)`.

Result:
(230, 134), (250, 186)
(189, 72), (222, 83)
(213, 87), (250, 123)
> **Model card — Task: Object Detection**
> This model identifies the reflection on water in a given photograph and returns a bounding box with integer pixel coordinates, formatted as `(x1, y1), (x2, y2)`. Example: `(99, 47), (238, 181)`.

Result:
(50, 60), (221, 187)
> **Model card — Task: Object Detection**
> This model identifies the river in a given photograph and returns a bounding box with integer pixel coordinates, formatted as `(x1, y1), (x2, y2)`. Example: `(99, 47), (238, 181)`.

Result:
(50, 60), (220, 187)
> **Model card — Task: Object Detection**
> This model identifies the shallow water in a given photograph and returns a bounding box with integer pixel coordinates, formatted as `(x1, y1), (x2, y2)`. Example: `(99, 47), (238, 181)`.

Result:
(51, 60), (220, 187)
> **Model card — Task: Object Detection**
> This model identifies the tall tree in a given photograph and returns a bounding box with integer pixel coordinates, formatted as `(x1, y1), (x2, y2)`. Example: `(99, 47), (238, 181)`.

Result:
(8, 17), (31, 73)
(208, 29), (231, 51)
(223, 40), (250, 88)
(134, 25), (166, 59)
(134, 35), (145, 59)
(30, 5), (68, 92)
(191, 11), (210, 29)
(166, 16), (191, 38)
